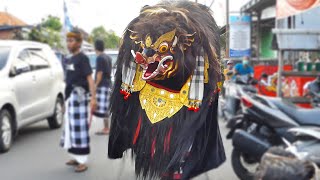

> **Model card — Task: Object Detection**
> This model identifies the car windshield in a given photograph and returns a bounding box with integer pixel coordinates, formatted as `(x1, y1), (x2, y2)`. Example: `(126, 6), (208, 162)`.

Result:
(0, 47), (10, 71)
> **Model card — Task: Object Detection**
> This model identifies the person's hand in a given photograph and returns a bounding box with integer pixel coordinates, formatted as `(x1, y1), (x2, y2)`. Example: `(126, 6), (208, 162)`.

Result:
(90, 98), (97, 112)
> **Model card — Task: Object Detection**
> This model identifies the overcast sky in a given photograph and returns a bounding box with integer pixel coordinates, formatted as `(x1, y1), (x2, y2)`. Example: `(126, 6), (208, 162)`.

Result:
(0, 0), (250, 36)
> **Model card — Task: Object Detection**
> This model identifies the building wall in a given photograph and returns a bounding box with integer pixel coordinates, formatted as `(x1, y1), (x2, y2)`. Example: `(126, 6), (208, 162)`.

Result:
(260, 27), (276, 58)
(295, 6), (320, 29)
(0, 30), (15, 39)
(277, 6), (320, 29)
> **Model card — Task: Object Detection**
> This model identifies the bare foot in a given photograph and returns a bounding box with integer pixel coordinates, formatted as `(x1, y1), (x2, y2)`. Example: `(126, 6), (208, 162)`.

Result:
(75, 164), (88, 172)
(66, 159), (79, 166)
(95, 128), (110, 135)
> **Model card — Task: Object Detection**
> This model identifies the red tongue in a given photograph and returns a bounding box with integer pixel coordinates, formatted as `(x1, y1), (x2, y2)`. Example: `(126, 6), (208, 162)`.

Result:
(144, 62), (159, 78)
(144, 72), (152, 77)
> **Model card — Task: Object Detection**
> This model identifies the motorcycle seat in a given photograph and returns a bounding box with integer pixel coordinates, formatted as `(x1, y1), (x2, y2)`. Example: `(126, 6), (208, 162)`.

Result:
(242, 86), (257, 93)
(271, 99), (320, 126)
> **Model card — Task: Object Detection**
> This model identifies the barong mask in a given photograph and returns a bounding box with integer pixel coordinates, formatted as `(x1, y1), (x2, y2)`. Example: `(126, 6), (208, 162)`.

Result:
(130, 29), (195, 80)
(118, 4), (222, 123)
(108, 3), (226, 179)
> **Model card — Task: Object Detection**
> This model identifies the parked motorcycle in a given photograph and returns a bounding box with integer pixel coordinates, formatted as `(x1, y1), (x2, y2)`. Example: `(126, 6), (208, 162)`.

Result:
(255, 127), (320, 180)
(285, 126), (320, 165)
(227, 89), (320, 180)
(305, 75), (320, 108)
(307, 89), (320, 108)
(221, 74), (257, 124)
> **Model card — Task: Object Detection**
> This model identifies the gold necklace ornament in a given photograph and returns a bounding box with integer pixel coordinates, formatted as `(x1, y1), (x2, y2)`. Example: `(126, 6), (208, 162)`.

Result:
(139, 77), (191, 124)
(131, 65), (193, 123)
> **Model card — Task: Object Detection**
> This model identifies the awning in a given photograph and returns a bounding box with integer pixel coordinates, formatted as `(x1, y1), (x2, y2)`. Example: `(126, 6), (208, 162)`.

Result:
(241, 0), (276, 13)
(0, 25), (32, 31)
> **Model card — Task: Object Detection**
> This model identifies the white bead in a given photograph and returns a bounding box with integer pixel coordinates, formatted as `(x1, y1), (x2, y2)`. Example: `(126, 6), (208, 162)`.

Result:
(160, 91), (165, 95)
(170, 94), (174, 98)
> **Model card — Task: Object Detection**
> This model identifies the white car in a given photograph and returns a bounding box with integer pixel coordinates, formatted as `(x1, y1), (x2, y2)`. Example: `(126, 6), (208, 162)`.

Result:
(0, 40), (65, 153)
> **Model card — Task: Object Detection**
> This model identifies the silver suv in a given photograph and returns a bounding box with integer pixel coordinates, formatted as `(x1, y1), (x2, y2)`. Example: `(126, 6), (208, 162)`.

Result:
(0, 40), (65, 153)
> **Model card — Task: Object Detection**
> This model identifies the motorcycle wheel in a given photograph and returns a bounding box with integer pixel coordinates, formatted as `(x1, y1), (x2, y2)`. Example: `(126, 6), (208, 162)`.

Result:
(231, 148), (258, 180)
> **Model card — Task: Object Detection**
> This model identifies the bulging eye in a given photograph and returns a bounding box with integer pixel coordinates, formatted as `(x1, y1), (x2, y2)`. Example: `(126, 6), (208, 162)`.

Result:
(158, 42), (169, 53)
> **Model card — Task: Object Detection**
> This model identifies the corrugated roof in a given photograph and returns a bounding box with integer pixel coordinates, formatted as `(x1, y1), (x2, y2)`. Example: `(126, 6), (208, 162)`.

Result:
(241, 0), (276, 13)
(0, 12), (27, 26)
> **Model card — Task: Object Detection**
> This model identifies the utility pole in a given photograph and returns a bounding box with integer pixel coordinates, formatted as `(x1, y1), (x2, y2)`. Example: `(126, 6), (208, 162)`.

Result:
(226, 0), (229, 58)
(208, 0), (215, 8)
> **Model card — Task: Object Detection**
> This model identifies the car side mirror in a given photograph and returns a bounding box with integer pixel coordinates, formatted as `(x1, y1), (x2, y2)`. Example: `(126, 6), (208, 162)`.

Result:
(9, 64), (30, 77)
(9, 67), (17, 77)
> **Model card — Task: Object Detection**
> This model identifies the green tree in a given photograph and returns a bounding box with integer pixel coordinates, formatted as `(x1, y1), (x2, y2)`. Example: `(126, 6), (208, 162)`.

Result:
(28, 28), (63, 50)
(41, 15), (62, 31)
(28, 15), (63, 50)
(91, 26), (120, 49)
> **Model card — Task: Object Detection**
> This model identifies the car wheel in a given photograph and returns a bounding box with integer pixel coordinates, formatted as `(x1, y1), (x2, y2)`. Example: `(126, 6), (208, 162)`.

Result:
(0, 109), (13, 153)
(48, 97), (64, 129)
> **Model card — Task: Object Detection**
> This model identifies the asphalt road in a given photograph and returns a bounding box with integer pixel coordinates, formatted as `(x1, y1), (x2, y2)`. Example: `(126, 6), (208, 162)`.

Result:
(0, 117), (238, 180)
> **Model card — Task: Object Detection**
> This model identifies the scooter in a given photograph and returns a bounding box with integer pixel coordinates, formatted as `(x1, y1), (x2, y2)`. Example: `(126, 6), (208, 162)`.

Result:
(221, 74), (257, 124)
(255, 127), (320, 180)
(307, 89), (320, 108)
(227, 89), (320, 180)
(305, 76), (320, 108)
(285, 126), (320, 165)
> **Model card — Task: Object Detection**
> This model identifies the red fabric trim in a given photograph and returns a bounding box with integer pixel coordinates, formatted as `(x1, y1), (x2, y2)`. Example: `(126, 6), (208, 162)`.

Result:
(188, 107), (200, 112)
(161, 173), (170, 177)
(133, 117), (142, 145)
(147, 81), (180, 93)
(162, 172), (182, 179)
(164, 127), (173, 154)
(120, 90), (131, 100)
(151, 138), (156, 159)
(152, 127), (155, 134)
(173, 173), (182, 179)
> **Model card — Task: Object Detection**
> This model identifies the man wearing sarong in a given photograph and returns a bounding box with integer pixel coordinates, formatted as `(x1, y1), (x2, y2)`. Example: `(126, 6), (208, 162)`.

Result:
(93, 39), (112, 135)
(60, 29), (96, 173)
